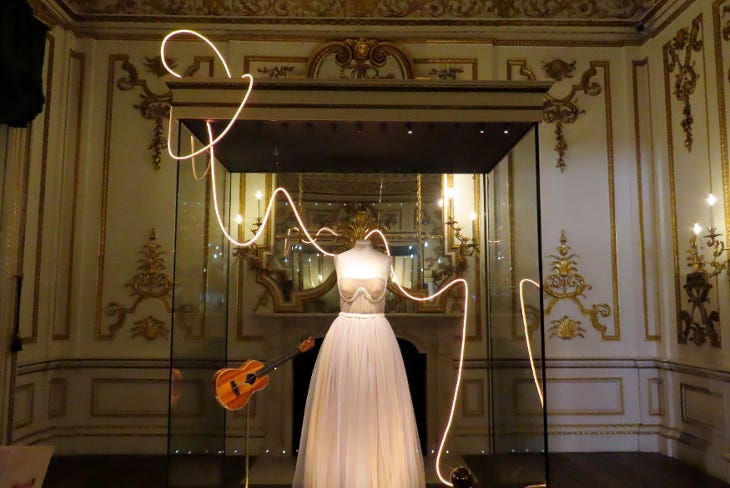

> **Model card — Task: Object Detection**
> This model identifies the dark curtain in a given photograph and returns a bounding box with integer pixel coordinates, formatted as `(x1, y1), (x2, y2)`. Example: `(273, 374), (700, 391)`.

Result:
(0, 0), (48, 127)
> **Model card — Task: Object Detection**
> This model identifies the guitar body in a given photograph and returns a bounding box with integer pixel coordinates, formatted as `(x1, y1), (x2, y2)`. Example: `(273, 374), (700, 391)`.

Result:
(212, 337), (314, 411)
(214, 359), (269, 410)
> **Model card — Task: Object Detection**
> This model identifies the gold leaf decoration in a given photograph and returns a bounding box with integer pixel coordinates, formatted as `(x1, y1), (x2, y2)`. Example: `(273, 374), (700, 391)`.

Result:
(258, 65), (295, 78)
(541, 60), (602, 171)
(69, 0), (652, 20)
(104, 229), (172, 339)
(131, 315), (169, 340)
(663, 15), (703, 151)
(543, 230), (612, 339)
(548, 315), (586, 340)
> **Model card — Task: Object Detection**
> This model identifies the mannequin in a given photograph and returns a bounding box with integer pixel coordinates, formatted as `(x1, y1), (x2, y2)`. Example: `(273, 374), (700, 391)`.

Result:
(292, 237), (425, 488)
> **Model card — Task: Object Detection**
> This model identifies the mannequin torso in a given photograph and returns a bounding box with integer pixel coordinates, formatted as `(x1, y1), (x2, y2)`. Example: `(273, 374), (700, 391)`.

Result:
(335, 239), (390, 280)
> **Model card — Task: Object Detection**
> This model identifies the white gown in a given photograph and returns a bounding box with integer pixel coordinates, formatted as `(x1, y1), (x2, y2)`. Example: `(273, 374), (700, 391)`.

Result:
(292, 251), (425, 488)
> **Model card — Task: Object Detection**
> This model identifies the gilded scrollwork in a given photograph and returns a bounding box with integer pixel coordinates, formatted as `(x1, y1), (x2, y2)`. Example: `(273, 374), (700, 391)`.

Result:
(104, 229), (172, 339)
(131, 315), (169, 340)
(663, 15), (703, 151)
(67, 0), (653, 20)
(116, 59), (172, 170)
(548, 315), (586, 340)
(508, 58), (601, 172)
(543, 230), (612, 339)
(306, 37), (414, 79)
(429, 67), (464, 80)
(258, 65), (296, 78)
(541, 60), (602, 171)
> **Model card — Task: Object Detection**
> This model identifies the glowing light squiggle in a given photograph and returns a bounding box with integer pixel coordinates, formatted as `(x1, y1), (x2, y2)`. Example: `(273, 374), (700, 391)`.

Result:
(367, 229), (468, 486)
(519, 278), (544, 408)
(161, 29), (254, 162)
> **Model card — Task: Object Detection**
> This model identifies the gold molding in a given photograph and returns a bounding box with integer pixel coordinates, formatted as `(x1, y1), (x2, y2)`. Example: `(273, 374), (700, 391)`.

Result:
(413, 58), (479, 81)
(56, 49), (86, 341)
(663, 15), (703, 151)
(680, 383), (722, 429)
(103, 229), (172, 339)
(306, 37), (415, 80)
(14, 383), (34, 429)
(91, 378), (203, 417)
(461, 379), (486, 418)
(514, 377), (625, 416)
(116, 58), (172, 170)
(544, 230), (612, 340)
(632, 57), (661, 342)
(61, 0), (651, 21)
(714, 0), (730, 290)
(243, 56), (307, 78)
(48, 378), (67, 418)
(648, 377), (664, 417)
(25, 33), (55, 345)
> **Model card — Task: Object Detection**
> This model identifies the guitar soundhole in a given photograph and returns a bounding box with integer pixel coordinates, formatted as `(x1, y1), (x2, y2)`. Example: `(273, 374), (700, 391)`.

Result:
(246, 373), (256, 385)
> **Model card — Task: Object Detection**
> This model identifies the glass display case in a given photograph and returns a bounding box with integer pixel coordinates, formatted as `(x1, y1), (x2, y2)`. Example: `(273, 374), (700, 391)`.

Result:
(166, 78), (549, 488)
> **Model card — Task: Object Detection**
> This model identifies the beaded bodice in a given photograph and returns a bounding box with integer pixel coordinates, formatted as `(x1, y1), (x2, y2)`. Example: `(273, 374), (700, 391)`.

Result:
(335, 254), (391, 314)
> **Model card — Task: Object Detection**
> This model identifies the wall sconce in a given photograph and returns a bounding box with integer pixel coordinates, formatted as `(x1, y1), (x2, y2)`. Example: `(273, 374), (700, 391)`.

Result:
(679, 195), (728, 347)
(445, 214), (478, 257)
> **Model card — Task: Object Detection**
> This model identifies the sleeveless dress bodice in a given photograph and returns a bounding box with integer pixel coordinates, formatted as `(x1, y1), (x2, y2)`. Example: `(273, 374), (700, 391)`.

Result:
(338, 277), (387, 314)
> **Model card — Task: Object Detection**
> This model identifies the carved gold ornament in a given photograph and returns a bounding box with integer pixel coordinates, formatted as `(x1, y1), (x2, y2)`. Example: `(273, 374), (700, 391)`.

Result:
(105, 229), (172, 339)
(429, 67), (464, 80)
(67, 0), (651, 20)
(307, 38), (414, 80)
(548, 315), (586, 340)
(258, 65), (295, 78)
(543, 230), (612, 339)
(663, 15), (703, 151)
(541, 59), (602, 172)
(116, 59), (172, 170)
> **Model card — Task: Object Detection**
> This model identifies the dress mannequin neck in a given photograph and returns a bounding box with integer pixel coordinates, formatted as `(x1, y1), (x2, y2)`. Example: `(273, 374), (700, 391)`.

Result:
(354, 239), (372, 249)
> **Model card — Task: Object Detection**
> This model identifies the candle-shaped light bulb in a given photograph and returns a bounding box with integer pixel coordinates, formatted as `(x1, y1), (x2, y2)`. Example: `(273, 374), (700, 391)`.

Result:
(470, 211), (477, 221)
(707, 193), (716, 228)
(438, 198), (443, 208)
(256, 190), (262, 218)
(693, 222), (702, 235)
(470, 211), (477, 239)
(235, 214), (243, 225)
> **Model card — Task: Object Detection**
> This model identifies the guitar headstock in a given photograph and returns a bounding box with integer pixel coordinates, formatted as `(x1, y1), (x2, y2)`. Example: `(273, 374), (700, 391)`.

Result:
(298, 337), (315, 353)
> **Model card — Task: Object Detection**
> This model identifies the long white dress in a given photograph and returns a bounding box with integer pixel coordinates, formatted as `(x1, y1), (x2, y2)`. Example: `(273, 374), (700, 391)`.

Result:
(292, 251), (425, 488)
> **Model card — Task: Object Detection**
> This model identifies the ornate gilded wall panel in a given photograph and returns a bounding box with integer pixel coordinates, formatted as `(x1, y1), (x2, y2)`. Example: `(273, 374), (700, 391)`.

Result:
(306, 38), (414, 79)
(543, 230), (612, 340)
(663, 15), (703, 151)
(714, 0), (730, 272)
(22, 33), (55, 345)
(508, 58), (602, 171)
(55, 49), (86, 341)
(632, 58), (661, 341)
(62, 0), (654, 22)
(103, 229), (172, 339)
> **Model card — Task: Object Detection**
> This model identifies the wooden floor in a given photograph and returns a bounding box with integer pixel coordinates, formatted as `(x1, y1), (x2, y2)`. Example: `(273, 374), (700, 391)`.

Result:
(42, 452), (730, 487)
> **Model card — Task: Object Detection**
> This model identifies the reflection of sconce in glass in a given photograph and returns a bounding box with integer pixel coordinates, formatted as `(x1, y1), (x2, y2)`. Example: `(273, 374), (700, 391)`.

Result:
(679, 201), (728, 347)
(445, 215), (479, 257)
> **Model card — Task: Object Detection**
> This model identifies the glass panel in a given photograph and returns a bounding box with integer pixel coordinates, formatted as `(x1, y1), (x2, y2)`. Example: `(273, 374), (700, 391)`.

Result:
(486, 126), (547, 487)
(168, 122), (546, 488)
(168, 124), (231, 486)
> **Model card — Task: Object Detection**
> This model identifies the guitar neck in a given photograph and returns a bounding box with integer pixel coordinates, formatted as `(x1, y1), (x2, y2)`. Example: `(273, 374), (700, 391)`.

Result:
(254, 347), (304, 378)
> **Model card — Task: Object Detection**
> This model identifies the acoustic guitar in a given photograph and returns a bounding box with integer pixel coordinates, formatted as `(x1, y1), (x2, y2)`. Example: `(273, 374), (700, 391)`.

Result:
(214, 337), (315, 411)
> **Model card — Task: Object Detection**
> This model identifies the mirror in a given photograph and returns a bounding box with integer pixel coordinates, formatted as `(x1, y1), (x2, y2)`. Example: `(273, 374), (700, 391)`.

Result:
(235, 172), (473, 313)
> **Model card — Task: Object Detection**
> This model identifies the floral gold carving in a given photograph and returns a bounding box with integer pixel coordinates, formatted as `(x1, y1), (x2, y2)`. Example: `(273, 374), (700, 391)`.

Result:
(543, 230), (612, 339)
(144, 56), (175, 77)
(116, 59), (172, 170)
(663, 15), (703, 151)
(258, 65), (295, 78)
(549, 315), (586, 340)
(307, 38), (414, 80)
(104, 229), (172, 339)
(541, 59), (602, 171)
(429, 67), (464, 80)
(131, 315), (169, 340)
(67, 0), (652, 20)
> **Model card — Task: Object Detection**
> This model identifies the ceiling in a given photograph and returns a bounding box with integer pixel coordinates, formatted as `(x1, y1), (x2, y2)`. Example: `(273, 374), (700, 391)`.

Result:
(36, 0), (671, 43)
(184, 119), (534, 174)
